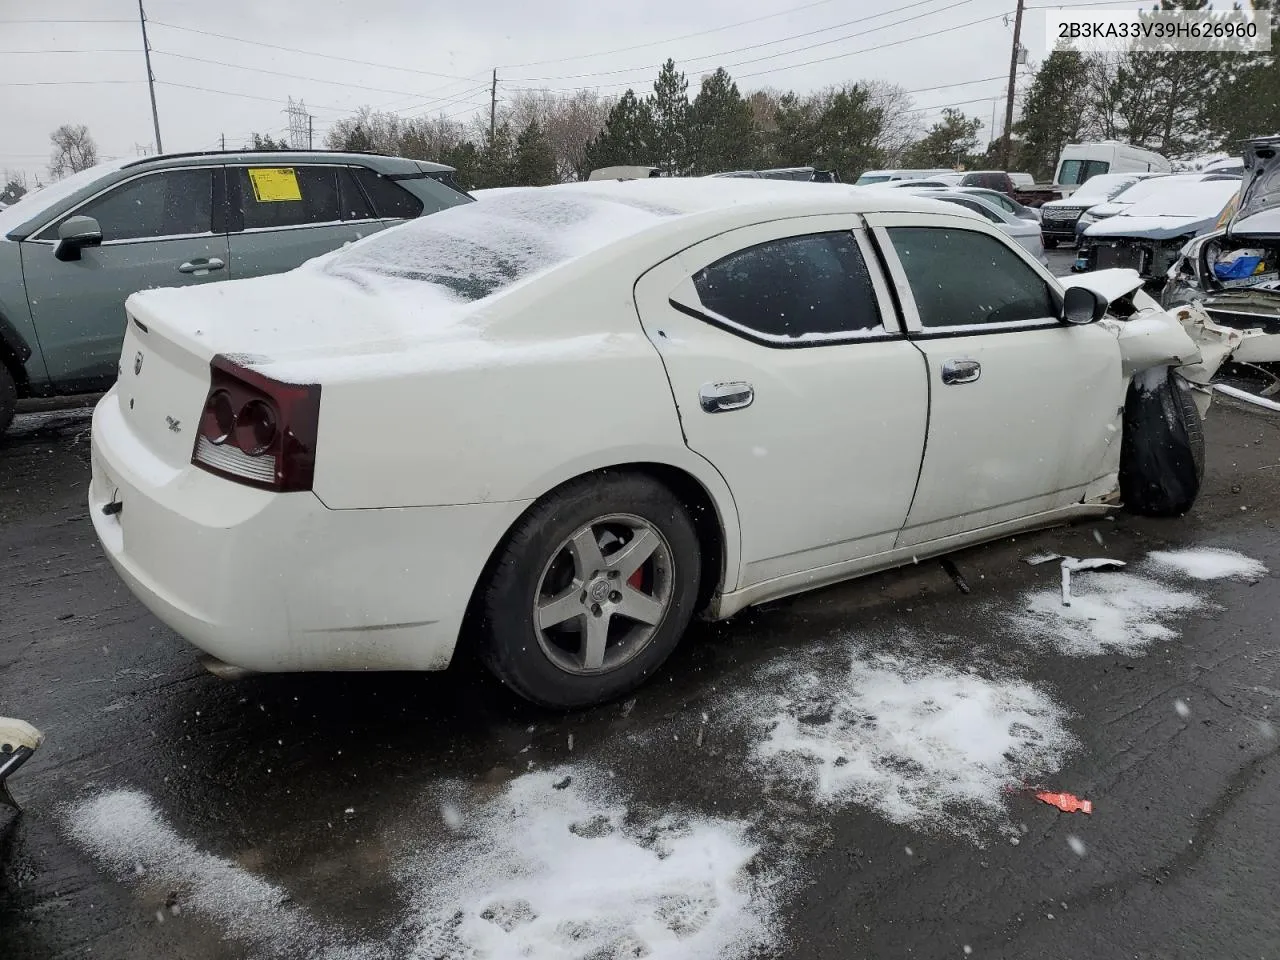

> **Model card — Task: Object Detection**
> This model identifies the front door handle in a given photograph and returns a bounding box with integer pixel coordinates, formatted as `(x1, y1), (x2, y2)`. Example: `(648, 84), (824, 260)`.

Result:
(699, 381), (754, 413)
(941, 359), (981, 385)
(178, 257), (226, 274)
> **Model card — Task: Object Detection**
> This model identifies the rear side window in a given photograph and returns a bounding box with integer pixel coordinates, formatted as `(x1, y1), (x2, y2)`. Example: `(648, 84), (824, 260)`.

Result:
(56, 169), (212, 242)
(692, 231), (882, 340)
(352, 168), (425, 219)
(235, 166), (370, 230)
(888, 227), (1056, 329)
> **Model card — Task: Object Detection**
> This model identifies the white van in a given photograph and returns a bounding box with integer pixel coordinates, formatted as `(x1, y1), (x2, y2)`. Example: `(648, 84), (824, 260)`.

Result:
(1054, 141), (1170, 193)
(854, 168), (954, 185)
(587, 165), (661, 181)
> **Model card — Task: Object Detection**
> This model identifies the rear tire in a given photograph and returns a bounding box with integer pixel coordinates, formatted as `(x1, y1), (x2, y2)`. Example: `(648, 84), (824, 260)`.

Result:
(1119, 367), (1205, 517)
(478, 472), (701, 709)
(0, 365), (16, 438)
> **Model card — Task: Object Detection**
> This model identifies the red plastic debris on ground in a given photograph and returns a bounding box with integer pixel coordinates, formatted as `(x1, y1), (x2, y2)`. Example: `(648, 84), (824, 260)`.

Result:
(1035, 791), (1093, 814)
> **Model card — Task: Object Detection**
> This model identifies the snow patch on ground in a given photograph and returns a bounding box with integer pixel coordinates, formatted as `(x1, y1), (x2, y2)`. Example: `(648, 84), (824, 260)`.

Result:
(403, 769), (777, 960)
(1009, 571), (1205, 657)
(737, 649), (1073, 833)
(1146, 548), (1269, 582)
(67, 790), (375, 960)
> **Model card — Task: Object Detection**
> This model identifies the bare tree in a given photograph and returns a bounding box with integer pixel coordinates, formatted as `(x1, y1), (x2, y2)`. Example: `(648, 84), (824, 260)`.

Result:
(49, 124), (98, 179)
(865, 81), (921, 166)
(495, 88), (612, 181)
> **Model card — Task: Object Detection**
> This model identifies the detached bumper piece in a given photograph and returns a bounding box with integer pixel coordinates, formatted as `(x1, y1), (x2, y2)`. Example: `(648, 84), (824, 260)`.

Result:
(0, 718), (44, 812)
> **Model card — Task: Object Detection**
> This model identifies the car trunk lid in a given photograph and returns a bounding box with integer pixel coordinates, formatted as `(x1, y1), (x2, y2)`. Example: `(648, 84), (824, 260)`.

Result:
(116, 270), (480, 470)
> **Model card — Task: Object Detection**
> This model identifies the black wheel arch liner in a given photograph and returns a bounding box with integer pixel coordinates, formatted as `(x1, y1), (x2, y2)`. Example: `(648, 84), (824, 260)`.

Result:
(0, 310), (33, 392)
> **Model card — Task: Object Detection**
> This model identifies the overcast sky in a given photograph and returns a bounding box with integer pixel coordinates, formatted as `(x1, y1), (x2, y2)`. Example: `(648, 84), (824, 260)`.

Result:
(1, 0), (1145, 183)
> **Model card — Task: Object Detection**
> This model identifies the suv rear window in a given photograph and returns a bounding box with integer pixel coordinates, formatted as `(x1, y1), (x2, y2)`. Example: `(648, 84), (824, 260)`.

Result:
(1059, 159), (1111, 185)
(352, 167), (471, 219)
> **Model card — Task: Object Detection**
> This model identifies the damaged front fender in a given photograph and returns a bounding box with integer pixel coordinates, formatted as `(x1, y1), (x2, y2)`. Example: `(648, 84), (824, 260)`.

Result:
(1062, 267), (1245, 416)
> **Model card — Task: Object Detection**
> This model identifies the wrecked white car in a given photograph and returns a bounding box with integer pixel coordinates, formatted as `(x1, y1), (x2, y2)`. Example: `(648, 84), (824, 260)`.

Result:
(1077, 176), (1242, 283)
(89, 182), (1244, 708)
(1163, 135), (1280, 366)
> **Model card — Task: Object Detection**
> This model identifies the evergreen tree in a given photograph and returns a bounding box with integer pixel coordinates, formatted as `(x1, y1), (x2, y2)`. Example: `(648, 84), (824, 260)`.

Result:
(810, 85), (885, 178)
(513, 120), (558, 185)
(475, 122), (517, 189)
(687, 68), (756, 174)
(1013, 50), (1090, 180)
(904, 109), (982, 169)
(650, 59), (690, 174)
(579, 90), (656, 175)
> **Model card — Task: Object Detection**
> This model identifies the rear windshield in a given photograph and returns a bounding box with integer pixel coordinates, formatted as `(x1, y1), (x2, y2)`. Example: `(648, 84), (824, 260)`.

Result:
(856, 175), (891, 185)
(321, 188), (676, 302)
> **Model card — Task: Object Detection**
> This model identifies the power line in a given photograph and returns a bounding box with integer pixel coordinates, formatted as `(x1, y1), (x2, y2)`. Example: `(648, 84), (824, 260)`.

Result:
(0, 78), (144, 86)
(0, 18), (132, 24)
(151, 49), (491, 103)
(152, 79), (357, 113)
(497, 0), (846, 69)
(147, 19), (479, 82)
(733, 9), (1012, 82)
(0, 48), (137, 53)
(506, 0), (981, 83)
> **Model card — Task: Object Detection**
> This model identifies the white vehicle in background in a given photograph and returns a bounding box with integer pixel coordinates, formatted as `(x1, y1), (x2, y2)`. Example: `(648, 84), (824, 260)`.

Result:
(90, 180), (1241, 708)
(854, 168), (955, 185)
(588, 165), (661, 181)
(1055, 141), (1172, 194)
(1009, 173), (1036, 189)
(1164, 136), (1280, 366)
(900, 188), (1047, 264)
(1038, 172), (1156, 247)
(1078, 177), (1242, 281)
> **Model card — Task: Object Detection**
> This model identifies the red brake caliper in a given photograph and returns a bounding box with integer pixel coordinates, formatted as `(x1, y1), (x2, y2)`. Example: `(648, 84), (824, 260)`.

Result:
(627, 567), (645, 590)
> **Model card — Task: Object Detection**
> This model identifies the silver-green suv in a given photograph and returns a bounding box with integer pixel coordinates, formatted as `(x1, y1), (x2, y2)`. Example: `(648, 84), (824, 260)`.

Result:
(0, 150), (471, 435)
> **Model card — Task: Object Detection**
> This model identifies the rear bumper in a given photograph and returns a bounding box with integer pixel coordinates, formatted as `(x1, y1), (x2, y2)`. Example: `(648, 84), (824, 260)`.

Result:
(89, 390), (527, 672)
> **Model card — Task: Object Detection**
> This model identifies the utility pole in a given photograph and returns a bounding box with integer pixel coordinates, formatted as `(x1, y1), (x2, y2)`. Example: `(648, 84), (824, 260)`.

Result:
(308, 114), (313, 150)
(489, 68), (497, 142)
(138, 0), (163, 154)
(219, 132), (225, 150)
(1001, 0), (1025, 170)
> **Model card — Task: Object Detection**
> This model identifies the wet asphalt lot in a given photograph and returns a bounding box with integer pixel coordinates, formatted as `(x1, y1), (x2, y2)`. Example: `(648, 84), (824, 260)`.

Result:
(3, 284), (1280, 957)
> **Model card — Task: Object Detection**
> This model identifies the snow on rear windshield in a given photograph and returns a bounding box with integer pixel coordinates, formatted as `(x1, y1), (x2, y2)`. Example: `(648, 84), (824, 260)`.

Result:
(321, 189), (677, 302)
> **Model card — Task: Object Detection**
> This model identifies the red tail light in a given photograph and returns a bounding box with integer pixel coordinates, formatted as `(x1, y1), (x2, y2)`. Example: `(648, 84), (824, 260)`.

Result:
(192, 355), (321, 492)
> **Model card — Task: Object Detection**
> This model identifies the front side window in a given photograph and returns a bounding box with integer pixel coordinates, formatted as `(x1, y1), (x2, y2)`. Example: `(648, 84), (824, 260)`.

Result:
(50, 168), (213, 242)
(692, 231), (882, 340)
(888, 227), (1056, 329)
(235, 166), (370, 230)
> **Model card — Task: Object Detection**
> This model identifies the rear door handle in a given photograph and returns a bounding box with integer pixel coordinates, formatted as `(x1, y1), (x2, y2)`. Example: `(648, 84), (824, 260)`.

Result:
(178, 257), (225, 274)
(699, 381), (754, 413)
(941, 359), (981, 385)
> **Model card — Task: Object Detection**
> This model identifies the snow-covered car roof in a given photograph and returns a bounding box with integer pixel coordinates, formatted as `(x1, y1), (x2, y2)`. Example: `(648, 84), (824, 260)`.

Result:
(319, 178), (974, 303)
(1085, 179), (1240, 239)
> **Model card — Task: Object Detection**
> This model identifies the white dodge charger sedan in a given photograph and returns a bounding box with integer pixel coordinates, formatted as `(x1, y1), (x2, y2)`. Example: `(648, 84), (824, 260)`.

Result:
(90, 180), (1236, 707)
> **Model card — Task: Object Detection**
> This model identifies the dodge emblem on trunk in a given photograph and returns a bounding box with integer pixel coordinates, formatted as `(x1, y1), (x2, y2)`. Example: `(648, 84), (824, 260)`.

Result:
(134, 351), (144, 376)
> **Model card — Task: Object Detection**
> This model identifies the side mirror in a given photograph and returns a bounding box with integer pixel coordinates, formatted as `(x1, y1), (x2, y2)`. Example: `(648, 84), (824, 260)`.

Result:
(1061, 285), (1107, 325)
(53, 216), (103, 262)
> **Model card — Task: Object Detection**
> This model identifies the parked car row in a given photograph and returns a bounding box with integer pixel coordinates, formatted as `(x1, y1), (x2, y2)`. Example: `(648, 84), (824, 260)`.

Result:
(0, 150), (472, 435)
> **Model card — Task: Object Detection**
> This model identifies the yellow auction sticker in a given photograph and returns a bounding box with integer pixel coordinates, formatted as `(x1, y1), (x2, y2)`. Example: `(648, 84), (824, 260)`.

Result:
(247, 167), (302, 203)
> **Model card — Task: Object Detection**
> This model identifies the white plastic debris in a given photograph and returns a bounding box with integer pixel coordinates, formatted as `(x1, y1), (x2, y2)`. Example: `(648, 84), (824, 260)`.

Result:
(1174, 699), (1191, 718)
(1060, 557), (1126, 606)
(1067, 835), (1087, 856)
